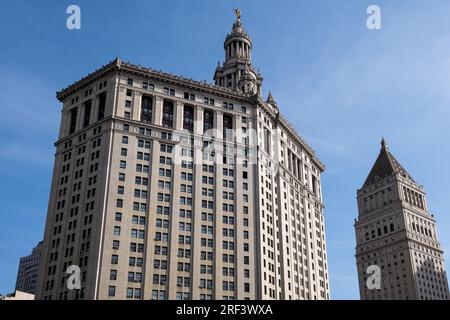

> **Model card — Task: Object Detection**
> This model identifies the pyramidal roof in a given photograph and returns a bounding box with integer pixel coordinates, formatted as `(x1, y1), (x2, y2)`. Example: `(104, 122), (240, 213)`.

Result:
(266, 91), (275, 104)
(362, 138), (415, 188)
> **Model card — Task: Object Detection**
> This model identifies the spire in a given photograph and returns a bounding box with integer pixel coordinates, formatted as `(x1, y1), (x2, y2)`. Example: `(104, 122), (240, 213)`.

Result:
(266, 91), (275, 103)
(381, 136), (388, 150)
(362, 140), (415, 188)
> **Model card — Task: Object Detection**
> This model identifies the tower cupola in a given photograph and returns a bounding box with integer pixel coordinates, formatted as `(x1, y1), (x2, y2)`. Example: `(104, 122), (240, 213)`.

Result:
(214, 9), (263, 95)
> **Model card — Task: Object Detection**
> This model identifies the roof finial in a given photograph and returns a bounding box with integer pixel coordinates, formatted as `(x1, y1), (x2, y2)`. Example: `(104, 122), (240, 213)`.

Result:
(381, 136), (388, 150)
(234, 8), (241, 22)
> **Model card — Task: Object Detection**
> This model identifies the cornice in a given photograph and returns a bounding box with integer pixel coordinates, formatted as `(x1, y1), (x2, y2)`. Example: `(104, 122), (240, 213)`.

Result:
(256, 97), (325, 171)
(56, 58), (255, 104)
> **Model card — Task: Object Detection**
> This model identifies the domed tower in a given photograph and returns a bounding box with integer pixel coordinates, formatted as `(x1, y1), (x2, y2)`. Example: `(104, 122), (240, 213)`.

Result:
(214, 9), (263, 95)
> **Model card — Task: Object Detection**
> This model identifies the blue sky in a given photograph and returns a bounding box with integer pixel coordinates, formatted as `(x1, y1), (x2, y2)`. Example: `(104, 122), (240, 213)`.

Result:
(1, 0), (450, 299)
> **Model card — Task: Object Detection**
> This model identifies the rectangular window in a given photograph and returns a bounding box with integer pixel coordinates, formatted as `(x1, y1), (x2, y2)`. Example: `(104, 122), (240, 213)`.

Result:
(108, 286), (116, 297)
(203, 109), (214, 133)
(183, 105), (194, 132)
(164, 87), (175, 96)
(83, 100), (92, 128)
(162, 100), (174, 128)
(184, 92), (195, 101)
(98, 92), (106, 120)
(69, 108), (78, 134)
(223, 114), (233, 140)
(141, 95), (153, 123)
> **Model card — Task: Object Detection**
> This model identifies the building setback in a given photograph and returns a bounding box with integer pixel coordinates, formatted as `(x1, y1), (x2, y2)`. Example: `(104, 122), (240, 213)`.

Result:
(36, 13), (330, 300)
(355, 139), (449, 300)
(15, 241), (43, 295)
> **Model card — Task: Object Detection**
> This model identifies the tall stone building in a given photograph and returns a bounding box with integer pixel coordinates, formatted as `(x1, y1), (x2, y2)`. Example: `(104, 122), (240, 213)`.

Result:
(36, 12), (330, 300)
(15, 241), (43, 294)
(355, 139), (449, 300)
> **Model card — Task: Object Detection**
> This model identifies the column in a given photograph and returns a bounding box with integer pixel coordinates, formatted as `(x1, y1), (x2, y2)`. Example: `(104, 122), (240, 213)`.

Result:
(194, 105), (204, 135)
(91, 95), (99, 123)
(153, 96), (163, 126)
(75, 104), (84, 131)
(133, 91), (142, 121)
(175, 100), (184, 131)
(215, 110), (223, 141)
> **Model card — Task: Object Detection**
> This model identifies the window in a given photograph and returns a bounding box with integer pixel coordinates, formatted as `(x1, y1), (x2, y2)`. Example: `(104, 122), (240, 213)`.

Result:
(108, 286), (116, 297)
(111, 255), (118, 264)
(141, 95), (153, 123)
(98, 92), (106, 120)
(110, 270), (117, 281)
(223, 114), (233, 140)
(204, 97), (215, 106)
(142, 82), (154, 90)
(69, 108), (78, 134)
(184, 92), (195, 101)
(163, 87), (175, 96)
(162, 100), (174, 128)
(127, 288), (133, 299)
(83, 100), (92, 128)
(183, 105), (194, 132)
(223, 102), (233, 110)
(134, 288), (142, 299)
(203, 109), (214, 133)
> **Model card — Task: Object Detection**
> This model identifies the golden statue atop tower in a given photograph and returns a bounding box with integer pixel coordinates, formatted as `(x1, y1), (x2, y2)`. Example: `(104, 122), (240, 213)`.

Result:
(234, 8), (241, 22)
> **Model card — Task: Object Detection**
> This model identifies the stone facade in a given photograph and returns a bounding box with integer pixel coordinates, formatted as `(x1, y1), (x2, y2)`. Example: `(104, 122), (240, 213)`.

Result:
(15, 241), (42, 295)
(36, 14), (330, 300)
(355, 139), (449, 300)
